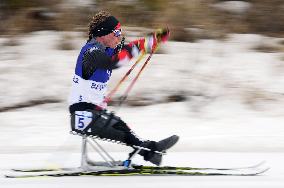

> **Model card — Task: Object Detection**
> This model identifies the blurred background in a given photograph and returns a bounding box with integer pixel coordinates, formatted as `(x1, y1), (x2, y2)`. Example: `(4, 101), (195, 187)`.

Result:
(1, 0), (284, 40)
(0, 0), (284, 153)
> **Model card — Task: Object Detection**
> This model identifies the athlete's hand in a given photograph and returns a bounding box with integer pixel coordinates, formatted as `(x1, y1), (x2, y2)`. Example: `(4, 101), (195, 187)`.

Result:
(144, 28), (170, 53)
(155, 28), (170, 43)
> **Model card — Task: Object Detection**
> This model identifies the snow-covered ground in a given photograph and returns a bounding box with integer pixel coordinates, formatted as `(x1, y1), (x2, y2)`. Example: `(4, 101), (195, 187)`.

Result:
(0, 31), (284, 187)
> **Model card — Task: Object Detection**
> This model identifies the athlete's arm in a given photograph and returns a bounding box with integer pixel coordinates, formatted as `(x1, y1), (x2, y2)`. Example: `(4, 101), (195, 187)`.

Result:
(81, 50), (112, 80)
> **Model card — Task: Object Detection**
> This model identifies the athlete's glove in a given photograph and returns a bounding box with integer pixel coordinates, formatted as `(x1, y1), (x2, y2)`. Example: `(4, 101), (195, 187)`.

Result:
(143, 28), (170, 53)
(155, 28), (170, 43)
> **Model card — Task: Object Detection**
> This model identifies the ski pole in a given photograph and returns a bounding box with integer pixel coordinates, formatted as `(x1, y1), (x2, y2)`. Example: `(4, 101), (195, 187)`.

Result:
(117, 45), (158, 107)
(104, 51), (146, 104)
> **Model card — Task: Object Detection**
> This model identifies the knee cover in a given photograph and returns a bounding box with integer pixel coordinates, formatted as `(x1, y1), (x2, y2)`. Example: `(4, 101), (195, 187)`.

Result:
(71, 110), (133, 144)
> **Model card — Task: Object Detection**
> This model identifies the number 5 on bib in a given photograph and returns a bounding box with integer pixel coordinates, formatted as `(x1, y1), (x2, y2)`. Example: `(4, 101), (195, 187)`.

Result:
(74, 111), (93, 131)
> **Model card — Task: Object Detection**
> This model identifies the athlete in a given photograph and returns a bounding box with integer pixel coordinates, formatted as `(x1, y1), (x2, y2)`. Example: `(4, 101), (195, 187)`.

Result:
(68, 10), (178, 166)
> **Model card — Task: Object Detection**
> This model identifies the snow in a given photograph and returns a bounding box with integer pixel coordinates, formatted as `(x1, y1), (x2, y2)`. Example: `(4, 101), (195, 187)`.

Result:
(0, 31), (284, 187)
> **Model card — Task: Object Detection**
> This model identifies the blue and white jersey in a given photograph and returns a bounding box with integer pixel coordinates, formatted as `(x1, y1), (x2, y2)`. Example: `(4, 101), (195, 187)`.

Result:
(68, 39), (114, 109)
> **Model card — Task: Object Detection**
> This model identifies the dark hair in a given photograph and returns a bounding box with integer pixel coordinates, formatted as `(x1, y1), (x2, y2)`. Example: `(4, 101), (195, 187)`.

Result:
(88, 10), (111, 41)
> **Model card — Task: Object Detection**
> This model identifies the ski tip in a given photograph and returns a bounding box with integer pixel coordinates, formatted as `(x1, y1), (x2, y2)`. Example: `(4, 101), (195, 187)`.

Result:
(257, 167), (270, 175)
(256, 161), (266, 167)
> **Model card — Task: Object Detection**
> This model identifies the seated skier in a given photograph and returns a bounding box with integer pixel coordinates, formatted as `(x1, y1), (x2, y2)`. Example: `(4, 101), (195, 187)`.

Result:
(68, 10), (179, 166)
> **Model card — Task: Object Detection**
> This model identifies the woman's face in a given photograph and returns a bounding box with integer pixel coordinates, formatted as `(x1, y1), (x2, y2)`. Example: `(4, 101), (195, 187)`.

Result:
(99, 32), (122, 49)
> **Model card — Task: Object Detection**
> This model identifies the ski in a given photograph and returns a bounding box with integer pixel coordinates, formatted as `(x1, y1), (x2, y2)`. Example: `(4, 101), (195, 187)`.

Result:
(12, 167), (80, 173)
(12, 161), (266, 173)
(133, 161), (266, 171)
(6, 166), (269, 178)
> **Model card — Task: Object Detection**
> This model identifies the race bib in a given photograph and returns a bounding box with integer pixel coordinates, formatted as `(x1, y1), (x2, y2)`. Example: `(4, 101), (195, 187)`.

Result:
(74, 111), (93, 131)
